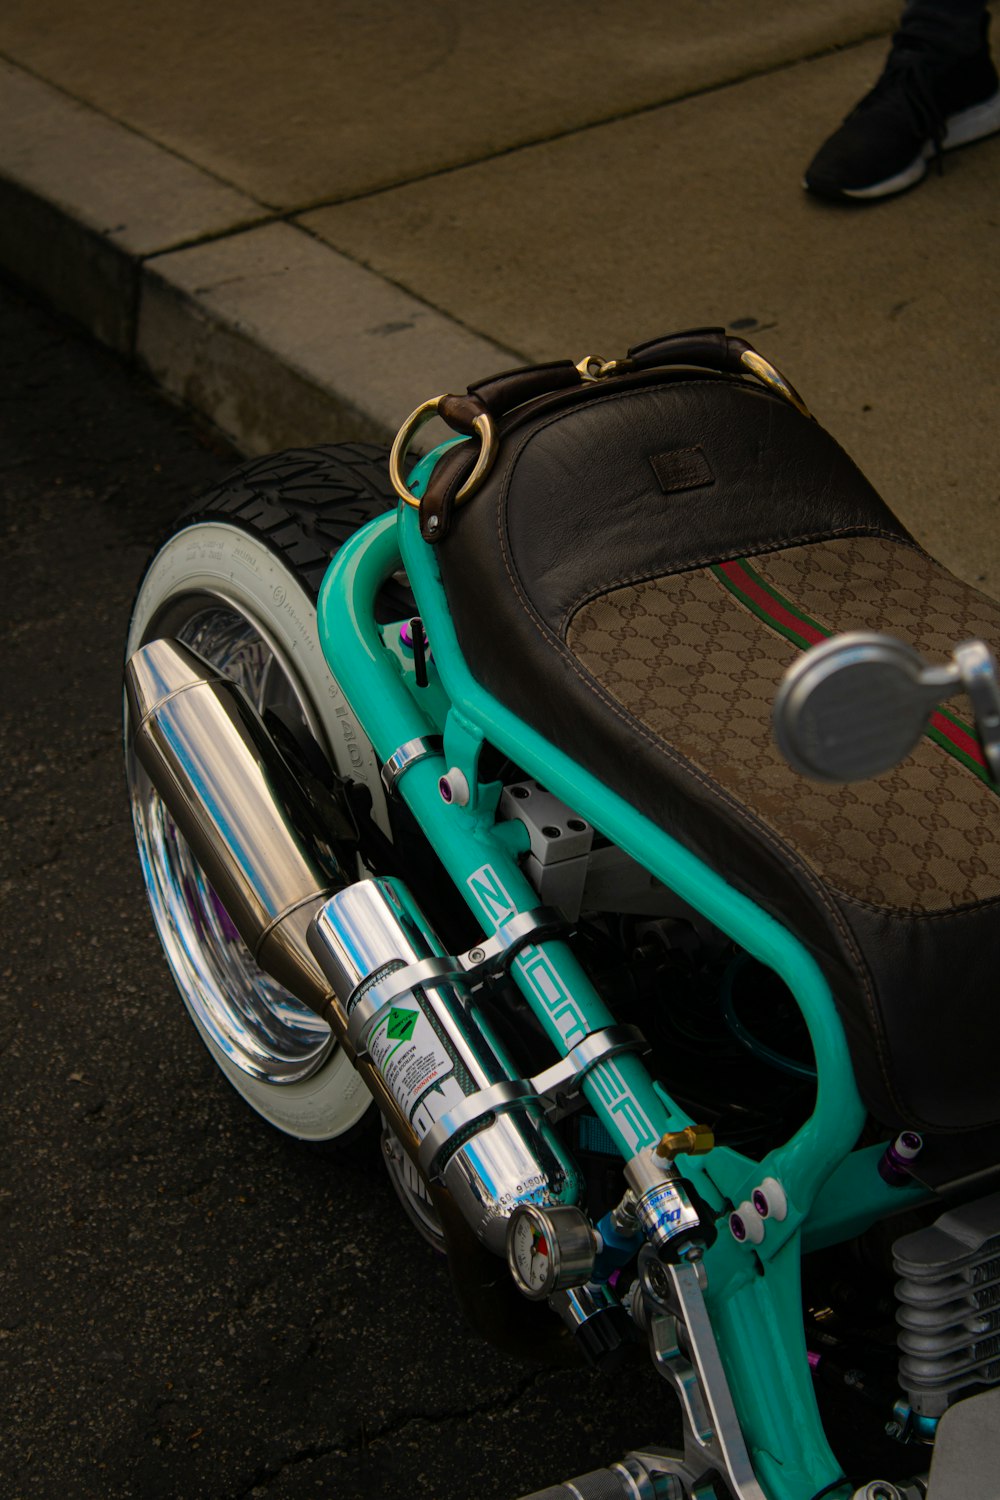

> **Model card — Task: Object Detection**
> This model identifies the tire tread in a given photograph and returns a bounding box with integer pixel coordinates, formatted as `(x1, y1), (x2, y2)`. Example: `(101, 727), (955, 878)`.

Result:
(178, 442), (403, 602)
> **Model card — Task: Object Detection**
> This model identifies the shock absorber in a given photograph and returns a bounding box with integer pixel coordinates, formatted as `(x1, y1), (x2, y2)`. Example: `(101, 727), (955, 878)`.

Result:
(309, 876), (583, 1253)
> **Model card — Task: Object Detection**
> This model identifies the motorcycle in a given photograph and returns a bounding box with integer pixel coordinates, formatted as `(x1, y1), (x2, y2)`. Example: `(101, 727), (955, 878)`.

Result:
(123, 329), (1000, 1500)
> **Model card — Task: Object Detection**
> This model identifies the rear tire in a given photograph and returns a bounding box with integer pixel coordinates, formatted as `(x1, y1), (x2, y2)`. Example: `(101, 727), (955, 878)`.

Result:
(125, 444), (400, 1141)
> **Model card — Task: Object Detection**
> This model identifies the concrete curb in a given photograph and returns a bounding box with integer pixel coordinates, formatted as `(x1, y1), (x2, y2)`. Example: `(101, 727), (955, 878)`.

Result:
(0, 58), (519, 453)
(0, 61), (263, 355)
(137, 223), (523, 454)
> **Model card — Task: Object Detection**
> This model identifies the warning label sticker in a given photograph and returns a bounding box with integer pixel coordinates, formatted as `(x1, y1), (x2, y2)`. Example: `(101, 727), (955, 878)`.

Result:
(368, 1003), (466, 1138)
(385, 1007), (418, 1042)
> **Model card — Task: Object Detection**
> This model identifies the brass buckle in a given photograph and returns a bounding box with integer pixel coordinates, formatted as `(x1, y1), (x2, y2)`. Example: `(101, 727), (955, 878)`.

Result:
(575, 354), (632, 381)
(738, 350), (811, 419)
(389, 396), (498, 508)
(577, 346), (811, 418)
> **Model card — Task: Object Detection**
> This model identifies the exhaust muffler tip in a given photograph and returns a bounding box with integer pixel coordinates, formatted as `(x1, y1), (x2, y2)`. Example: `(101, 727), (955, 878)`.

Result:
(125, 637), (346, 1023)
(124, 636), (225, 744)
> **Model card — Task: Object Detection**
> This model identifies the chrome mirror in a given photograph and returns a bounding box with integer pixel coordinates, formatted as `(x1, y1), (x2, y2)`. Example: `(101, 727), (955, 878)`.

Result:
(773, 632), (1000, 783)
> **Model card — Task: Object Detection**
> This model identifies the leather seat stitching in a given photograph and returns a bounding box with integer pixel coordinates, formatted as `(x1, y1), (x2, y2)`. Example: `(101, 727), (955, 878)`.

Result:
(561, 528), (926, 637)
(835, 888), (1000, 919)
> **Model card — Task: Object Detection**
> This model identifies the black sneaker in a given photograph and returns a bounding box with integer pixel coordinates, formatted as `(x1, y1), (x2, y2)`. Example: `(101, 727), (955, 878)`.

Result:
(805, 24), (1000, 200)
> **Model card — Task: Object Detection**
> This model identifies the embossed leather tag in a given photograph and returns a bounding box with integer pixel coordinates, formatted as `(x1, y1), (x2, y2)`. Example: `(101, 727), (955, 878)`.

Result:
(650, 446), (715, 495)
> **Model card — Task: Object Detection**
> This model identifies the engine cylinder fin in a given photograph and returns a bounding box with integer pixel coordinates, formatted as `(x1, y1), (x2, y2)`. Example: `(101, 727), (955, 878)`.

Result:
(894, 1190), (1000, 1416)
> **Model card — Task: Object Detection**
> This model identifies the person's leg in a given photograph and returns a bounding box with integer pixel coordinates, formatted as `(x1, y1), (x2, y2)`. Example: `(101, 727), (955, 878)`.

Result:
(804, 1), (1000, 201)
(899, 0), (986, 53)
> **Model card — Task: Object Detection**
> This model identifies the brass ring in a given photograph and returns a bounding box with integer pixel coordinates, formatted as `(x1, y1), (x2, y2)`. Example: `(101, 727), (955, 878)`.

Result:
(389, 396), (498, 508)
(739, 350), (812, 420)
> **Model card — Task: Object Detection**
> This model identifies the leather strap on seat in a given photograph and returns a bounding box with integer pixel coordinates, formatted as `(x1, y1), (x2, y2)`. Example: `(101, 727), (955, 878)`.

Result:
(418, 330), (766, 542)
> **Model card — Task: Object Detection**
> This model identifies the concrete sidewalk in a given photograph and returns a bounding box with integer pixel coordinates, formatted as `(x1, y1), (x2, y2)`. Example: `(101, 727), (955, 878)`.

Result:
(1, 0), (998, 591)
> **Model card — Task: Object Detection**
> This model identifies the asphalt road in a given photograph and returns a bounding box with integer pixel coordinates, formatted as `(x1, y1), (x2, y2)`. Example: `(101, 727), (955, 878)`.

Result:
(0, 281), (677, 1500)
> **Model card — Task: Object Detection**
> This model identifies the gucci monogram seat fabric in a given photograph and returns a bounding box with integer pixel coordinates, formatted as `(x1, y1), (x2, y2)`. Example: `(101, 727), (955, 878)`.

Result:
(434, 373), (1000, 1138)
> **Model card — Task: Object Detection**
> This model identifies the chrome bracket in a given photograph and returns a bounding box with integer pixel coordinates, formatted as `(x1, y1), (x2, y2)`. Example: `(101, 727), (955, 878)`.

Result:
(530, 1022), (651, 1114)
(456, 906), (567, 973)
(380, 734), (444, 796)
(345, 906), (566, 1057)
(346, 955), (458, 1055)
(418, 1022), (650, 1179)
(638, 1248), (770, 1500)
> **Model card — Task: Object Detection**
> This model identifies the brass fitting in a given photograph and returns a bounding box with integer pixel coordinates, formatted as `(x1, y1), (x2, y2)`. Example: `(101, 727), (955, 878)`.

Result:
(655, 1124), (715, 1162)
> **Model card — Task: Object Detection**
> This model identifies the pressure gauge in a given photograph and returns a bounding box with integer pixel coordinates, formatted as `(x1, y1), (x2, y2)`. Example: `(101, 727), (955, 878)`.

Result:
(506, 1204), (597, 1300)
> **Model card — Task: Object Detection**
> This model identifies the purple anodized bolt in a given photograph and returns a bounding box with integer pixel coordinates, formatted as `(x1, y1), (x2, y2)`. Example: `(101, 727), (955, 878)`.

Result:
(877, 1131), (924, 1186)
(751, 1188), (769, 1219)
(438, 775), (454, 804)
(729, 1211), (747, 1242)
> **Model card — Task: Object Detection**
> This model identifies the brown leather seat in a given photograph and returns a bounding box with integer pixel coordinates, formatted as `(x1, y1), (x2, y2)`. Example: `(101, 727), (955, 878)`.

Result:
(432, 372), (1000, 1136)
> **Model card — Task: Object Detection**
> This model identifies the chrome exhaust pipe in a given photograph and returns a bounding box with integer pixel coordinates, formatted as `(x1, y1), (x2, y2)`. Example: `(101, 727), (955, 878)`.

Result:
(124, 637), (346, 1026)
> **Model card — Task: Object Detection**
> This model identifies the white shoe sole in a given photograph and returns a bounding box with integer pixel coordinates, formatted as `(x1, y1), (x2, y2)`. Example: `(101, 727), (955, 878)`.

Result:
(807, 87), (1000, 199)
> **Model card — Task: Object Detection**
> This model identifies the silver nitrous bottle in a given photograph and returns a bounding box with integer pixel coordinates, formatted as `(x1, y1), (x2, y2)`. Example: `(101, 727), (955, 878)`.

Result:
(309, 876), (582, 1253)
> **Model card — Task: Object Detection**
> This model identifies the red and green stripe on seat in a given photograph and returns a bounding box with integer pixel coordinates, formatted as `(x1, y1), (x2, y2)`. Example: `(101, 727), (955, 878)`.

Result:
(711, 556), (993, 789)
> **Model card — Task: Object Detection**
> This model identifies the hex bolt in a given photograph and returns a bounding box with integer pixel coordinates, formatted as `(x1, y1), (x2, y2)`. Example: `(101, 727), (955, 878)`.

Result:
(642, 1256), (671, 1301)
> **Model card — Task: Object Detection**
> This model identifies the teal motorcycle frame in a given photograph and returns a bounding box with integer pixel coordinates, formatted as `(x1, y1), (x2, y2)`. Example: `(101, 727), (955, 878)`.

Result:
(314, 440), (933, 1500)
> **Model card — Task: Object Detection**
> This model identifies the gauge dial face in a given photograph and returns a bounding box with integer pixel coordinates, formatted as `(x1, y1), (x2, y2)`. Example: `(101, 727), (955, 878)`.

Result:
(508, 1207), (555, 1299)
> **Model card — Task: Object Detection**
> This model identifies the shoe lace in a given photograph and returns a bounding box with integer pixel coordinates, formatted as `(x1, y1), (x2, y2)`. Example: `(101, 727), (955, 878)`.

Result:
(858, 36), (949, 171)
